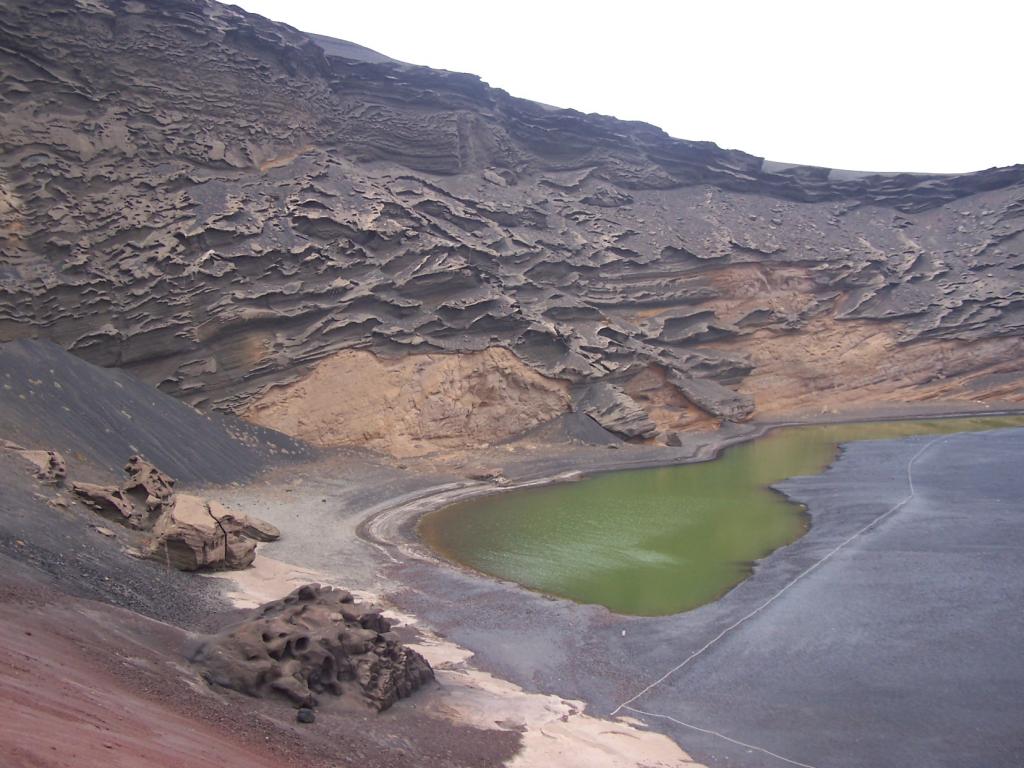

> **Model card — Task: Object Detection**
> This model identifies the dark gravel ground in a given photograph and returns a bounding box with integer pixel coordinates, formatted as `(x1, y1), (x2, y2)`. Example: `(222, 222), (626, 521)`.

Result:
(0, 452), (521, 768)
(0, 451), (234, 631)
(0, 340), (521, 768)
(0, 339), (311, 484)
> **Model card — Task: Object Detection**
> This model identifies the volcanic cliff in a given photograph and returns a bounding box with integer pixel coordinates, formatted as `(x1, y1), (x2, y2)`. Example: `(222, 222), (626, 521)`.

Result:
(2, 0), (1022, 455)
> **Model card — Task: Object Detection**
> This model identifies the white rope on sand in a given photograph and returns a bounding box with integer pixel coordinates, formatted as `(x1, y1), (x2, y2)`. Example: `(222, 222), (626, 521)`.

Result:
(623, 706), (818, 768)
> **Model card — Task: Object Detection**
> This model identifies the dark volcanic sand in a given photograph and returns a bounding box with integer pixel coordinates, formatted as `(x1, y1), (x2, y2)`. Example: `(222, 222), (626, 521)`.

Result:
(0, 338), (521, 768)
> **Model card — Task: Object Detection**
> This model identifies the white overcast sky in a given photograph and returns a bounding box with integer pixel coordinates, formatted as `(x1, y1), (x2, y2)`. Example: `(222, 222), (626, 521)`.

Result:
(232, 0), (1020, 174)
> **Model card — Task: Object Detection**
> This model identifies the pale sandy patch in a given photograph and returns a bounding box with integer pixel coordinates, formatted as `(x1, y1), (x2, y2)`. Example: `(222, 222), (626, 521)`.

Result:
(407, 632), (703, 768)
(212, 554), (324, 608)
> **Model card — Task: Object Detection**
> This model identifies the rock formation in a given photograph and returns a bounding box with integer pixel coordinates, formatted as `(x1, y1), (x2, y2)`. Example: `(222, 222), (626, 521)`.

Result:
(575, 383), (659, 440)
(1, 0), (1022, 451)
(3, 441), (67, 485)
(148, 494), (260, 571)
(189, 583), (434, 712)
(72, 455), (278, 570)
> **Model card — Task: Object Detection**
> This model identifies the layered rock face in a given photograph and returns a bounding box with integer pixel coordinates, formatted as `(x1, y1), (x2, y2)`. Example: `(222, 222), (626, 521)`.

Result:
(1, 0), (1022, 448)
(245, 347), (570, 456)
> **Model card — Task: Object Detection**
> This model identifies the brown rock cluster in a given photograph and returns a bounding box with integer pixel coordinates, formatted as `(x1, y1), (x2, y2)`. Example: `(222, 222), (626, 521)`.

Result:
(3, 441), (67, 485)
(72, 456), (278, 571)
(189, 583), (434, 712)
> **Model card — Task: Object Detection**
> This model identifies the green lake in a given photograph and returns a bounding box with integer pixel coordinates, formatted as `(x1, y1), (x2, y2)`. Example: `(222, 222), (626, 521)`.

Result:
(419, 415), (1024, 616)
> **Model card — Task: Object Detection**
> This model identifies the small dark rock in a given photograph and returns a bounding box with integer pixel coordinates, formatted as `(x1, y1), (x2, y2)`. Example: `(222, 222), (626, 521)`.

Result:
(296, 707), (315, 724)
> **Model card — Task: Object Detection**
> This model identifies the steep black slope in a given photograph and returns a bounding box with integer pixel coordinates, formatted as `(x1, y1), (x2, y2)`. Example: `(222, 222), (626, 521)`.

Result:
(0, 340), (307, 483)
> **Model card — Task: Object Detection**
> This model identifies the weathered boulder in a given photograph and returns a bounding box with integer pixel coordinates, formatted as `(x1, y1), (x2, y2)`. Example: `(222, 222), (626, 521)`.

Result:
(73, 454), (175, 528)
(238, 515), (281, 543)
(575, 383), (659, 440)
(189, 583), (434, 712)
(23, 449), (67, 485)
(147, 494), (256, 571)
(122, 455), (176, 514)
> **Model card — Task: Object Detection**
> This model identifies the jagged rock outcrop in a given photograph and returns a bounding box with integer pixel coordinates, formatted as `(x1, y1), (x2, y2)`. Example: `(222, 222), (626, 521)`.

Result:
(73, 481), (140, 527)
(122, 455), (176, 512)
(71, 455), (277, 570)
(189, 583), (434, 712)
(575, 383), (659, 439)
(1, 0), (1022, 449)
(3, 442), (67, 485)
(666, 372), (755, 423)
(74, 455), (176, 529)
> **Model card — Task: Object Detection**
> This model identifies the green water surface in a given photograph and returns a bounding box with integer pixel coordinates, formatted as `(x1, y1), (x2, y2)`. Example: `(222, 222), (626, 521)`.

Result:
(419, 416), (1024, 616)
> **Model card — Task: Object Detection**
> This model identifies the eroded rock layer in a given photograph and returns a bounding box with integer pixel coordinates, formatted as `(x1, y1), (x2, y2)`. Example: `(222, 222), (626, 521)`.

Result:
(1, 0), (1022, 446)
(245, 347), (570, 456)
